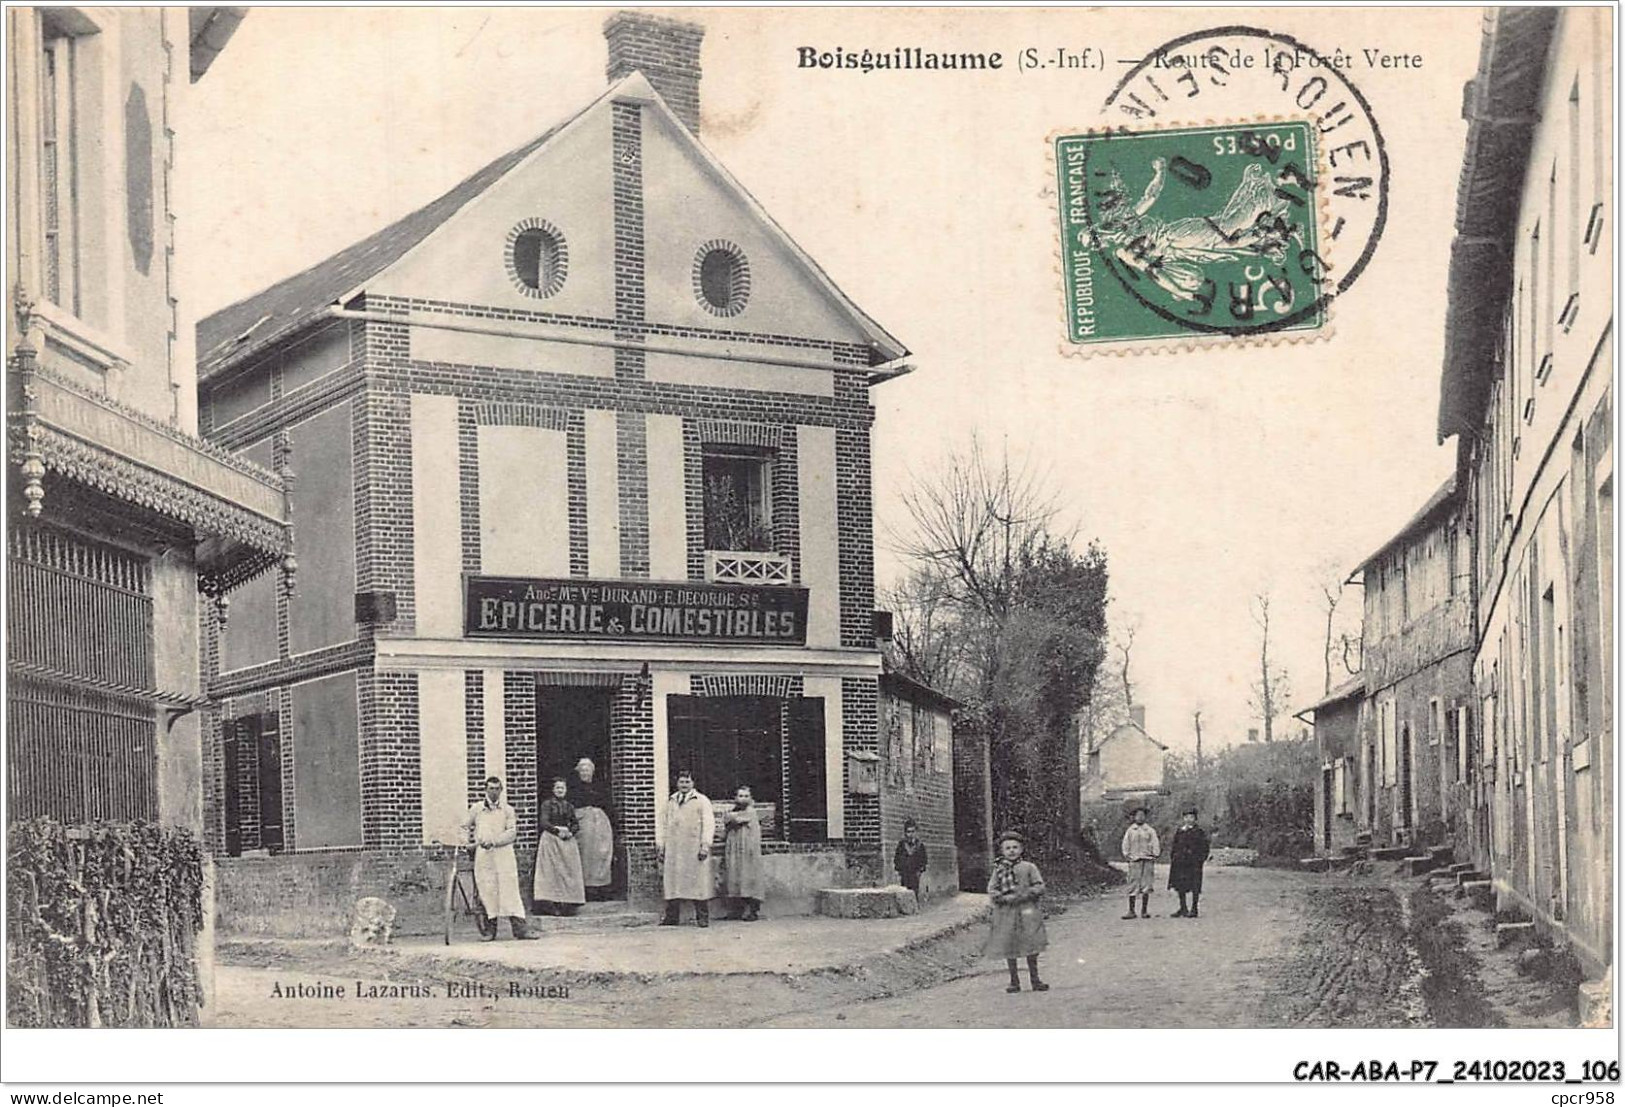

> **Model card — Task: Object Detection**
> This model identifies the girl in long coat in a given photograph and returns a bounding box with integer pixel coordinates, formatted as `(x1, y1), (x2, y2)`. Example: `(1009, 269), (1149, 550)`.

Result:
(985, 831), (1049, 993)
(533, 778), (586, 915)
(721, 785), (765, 920)
(572, 757), (615, 898)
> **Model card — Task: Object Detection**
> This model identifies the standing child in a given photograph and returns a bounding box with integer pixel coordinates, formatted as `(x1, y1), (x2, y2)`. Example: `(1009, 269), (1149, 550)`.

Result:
(985, 831), (1049, 994)
(1120, 806), (1161, 919)
(721, 785), (765, 921)
(1168, 808), (1211, 918)
(894, 818), (929, 902)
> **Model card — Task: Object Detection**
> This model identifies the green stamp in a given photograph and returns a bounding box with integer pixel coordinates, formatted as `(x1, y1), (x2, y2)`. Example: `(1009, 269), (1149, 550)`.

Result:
(1056, 121), (1327, 345)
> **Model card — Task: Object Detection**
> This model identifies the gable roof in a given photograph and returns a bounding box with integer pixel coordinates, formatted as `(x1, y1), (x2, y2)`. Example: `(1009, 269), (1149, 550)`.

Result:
(1091, 720), (1169, 755)
(1301, 673), (1367, 717)
(1349, 474), (1459, 578)
(199, 72), (908, 383)
(196, 113), (581, 381)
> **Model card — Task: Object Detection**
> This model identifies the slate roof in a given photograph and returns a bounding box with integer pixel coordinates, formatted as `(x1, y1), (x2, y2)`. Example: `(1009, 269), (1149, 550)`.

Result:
(197, 120), (571, 381)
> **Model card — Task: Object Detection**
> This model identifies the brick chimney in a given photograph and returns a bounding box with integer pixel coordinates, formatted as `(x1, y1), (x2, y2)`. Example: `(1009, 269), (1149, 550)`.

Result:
(1129, 704), (1146, 730)
(605, 11), (705, 134)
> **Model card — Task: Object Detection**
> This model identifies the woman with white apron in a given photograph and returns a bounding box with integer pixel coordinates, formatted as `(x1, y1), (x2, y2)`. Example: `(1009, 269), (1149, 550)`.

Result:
(533, 778), (587, 915)
(572, 757), (615, 899)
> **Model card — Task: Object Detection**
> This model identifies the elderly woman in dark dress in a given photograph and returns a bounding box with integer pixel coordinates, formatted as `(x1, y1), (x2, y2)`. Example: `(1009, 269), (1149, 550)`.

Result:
(533, 777), (586, 916)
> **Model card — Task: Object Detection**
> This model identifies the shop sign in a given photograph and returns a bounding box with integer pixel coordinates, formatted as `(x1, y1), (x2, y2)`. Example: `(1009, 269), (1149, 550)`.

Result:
(464, 576), (809, 646)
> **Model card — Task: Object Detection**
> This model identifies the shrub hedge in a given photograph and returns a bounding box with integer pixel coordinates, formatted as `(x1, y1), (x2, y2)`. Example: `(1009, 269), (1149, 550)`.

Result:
(7, 818), (205, 1027)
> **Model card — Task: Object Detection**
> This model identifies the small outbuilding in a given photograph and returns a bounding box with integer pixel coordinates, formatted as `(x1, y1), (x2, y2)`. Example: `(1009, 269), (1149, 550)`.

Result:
(1082, 705), (1168, 800)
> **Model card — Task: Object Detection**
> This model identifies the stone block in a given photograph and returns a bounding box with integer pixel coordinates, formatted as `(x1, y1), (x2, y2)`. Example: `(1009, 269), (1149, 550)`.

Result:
(1371, 846), (1410, 861)
(1426, 845), (1455, 866)
(1400, 856), (1436, 877)
(813, 885), (917, 919)
(349, 896), (398, 947)
(1463, 881), (1495, 911)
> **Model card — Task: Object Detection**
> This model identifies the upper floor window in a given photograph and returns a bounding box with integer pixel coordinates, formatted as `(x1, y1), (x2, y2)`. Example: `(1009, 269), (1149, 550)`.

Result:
(39, 13), (84, 315)
(694, 241), (751, 317)
(506, 219), (568, 298)
(703, 447), (773, 552)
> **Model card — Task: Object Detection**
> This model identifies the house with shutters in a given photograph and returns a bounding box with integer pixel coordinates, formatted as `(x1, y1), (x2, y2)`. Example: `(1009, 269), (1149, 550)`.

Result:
(1305, 674), (1367, 859)
(1349, 477), (1475, 854)
(194, 12), (914, 922)
(1435, 7), (1612, 987)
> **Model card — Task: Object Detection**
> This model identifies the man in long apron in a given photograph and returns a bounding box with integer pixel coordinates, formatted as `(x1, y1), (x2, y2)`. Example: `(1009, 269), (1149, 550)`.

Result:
(461, 777), (536, 940)
(659, 770), (715, 927)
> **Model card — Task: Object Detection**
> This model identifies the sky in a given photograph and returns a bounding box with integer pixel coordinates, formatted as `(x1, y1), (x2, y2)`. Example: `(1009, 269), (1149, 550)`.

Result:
(177, 7), (1487, 754)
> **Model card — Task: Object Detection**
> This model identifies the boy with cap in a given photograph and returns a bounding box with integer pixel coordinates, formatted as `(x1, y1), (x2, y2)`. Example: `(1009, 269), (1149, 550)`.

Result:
(1168, 807), (1211, 917)
(1120, 806), (1160, 919)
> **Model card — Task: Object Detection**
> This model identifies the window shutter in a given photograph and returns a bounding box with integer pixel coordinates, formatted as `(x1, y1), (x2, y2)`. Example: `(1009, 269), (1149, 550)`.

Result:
(1456, 706), (1469, 783)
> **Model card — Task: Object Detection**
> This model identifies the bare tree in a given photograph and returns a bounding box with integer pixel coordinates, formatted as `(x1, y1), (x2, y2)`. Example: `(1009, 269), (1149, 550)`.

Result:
(892, 434), (1069, 696)
(1248, 592), (1293, 743)
(1078, 657), (1129, 757)
(880, 568), (964, 691)
(1313, 562), (1361, 694)
(890, 433), (1110, 851)
(1318, 577), (1342, 695)
(1339, 630), (1363, 677)
(1192, 707), (1205, 776)
(1113, 618), (1140, 706)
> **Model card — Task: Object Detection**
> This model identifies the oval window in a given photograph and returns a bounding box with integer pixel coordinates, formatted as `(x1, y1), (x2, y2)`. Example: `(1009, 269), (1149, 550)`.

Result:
(694, 241), (750, 316)
(507, 221), (568, 298)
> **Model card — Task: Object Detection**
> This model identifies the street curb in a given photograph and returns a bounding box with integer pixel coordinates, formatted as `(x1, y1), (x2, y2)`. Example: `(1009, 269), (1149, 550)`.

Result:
(218, 901), (996, 991)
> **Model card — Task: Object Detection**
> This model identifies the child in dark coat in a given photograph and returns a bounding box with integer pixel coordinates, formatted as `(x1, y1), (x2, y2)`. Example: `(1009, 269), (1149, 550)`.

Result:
(894, 818), (928, 901)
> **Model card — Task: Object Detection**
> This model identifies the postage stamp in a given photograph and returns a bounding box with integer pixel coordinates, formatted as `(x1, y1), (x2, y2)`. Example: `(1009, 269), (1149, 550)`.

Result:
(1056, 120), (1326, 345)
(1055, 25), (1391, 352)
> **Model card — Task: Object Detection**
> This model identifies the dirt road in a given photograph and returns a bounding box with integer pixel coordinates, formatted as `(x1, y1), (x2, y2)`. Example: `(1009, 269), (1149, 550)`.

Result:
(756, 866), (1427, 1028)
(215, 866), (1512, 1029)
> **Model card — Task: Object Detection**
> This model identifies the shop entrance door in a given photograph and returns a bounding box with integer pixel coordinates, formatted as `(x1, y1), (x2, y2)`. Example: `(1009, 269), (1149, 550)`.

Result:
(667, 696), (783, 836)
(536, 685), (619, 897)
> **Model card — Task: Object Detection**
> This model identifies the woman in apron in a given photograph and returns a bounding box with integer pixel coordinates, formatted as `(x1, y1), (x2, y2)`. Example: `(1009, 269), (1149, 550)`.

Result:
(533, 778), (586, 915)
(572, 757), (615, 900)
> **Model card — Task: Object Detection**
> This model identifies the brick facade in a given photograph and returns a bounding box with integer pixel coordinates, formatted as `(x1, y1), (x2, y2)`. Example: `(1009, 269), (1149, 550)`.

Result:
(604, 12), (704, 135)
(196, 15), (905, 925)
